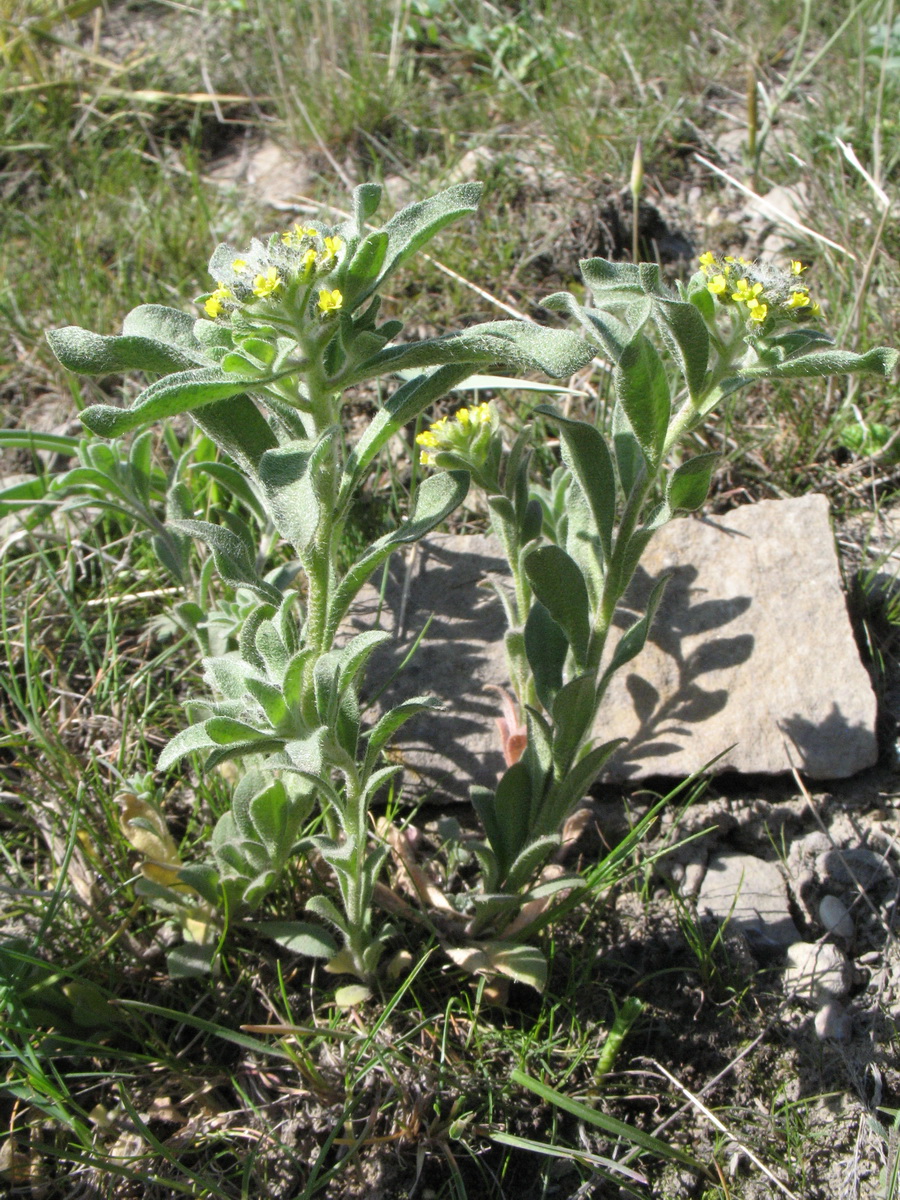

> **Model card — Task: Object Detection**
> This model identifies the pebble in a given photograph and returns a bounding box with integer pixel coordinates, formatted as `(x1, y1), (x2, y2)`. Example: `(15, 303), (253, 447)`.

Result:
(784, 942), (852, 1002)
(818, 847), (891, 890)
(814, 1000), (852, 1041)
(698, 853), (799, 947)
(818, 894), (854, 940)
(682, 861), (706, 898)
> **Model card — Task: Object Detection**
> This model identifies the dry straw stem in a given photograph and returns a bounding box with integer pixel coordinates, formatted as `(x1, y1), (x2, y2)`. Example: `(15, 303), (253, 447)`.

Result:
(694, 154), (855, 260)
(833, 138), (894, 350)
(648, 1059), (802, 1200)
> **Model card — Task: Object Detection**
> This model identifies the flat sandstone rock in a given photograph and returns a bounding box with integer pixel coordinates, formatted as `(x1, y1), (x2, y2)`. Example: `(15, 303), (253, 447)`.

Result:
(350, 495), (877, 797)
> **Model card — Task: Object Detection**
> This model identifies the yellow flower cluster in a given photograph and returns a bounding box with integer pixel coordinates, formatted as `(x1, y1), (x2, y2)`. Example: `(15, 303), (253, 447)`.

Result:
(280, 224), (343, 262)
(698, 252), (819, 325)
(200, 220), (348, 323)
(416, 402), (493, 466)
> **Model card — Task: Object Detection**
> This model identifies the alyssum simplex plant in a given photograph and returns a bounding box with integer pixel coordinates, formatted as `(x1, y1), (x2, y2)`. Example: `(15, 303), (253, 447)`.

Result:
(46, 187), (897, 990)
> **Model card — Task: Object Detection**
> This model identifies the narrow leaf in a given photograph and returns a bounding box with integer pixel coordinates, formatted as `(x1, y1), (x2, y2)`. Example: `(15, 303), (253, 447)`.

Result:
(653, 299), (709, 399)
(352, 322), (593, 383)
(523, 545), (591, 667)
(615, 333), (670, 467)
(342, 364), (475, 493)
(171, 518), (282, 603)
(667, 453), (717, 512)
(46, 325), (201, 377)
(536, 406), (615, 561)
(255, 921), (336, 958)
(363, 182), (483, 302)
(601, 575), (668, 684)
(493, 760), (533, 874)
(79, 368), (268, 438)
(257, 438), (320, 551)
(326, 471), (469, 638)
(524, 602), (568, 710)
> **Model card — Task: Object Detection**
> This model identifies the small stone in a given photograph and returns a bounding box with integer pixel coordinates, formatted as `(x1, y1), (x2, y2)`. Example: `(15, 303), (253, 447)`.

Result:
(682, 861), (706, 897)
(818, 894), (854, 940)
(814, 1000), (851, 1041)
(817, 847), (892, 890)
(699, 853), (799, 948)
(598, 494), (877, 780)
(351, 495), (879, 800)
(784, 942), (851, 1002)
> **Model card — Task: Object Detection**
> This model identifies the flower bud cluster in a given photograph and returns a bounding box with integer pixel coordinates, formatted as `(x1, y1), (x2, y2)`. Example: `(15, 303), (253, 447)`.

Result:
(200, 223), (346, 322)
(416, 401), (495, 467)
(699, 251), (819, 326)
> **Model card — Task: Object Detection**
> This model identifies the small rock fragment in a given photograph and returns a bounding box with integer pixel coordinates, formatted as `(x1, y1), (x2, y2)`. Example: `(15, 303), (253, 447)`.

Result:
(698, 853), (799, 947)
(784, 942), (851, 1002)
(818, 847), (892, 890)
(682, 860), (706, 898)
(814, 1000), (851, 1041)
(818, 894), (854, 940)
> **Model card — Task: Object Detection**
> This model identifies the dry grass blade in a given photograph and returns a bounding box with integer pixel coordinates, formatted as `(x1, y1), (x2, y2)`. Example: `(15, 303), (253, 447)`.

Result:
(648, 1059), (803, 1200)
(694, 153), (855, 259)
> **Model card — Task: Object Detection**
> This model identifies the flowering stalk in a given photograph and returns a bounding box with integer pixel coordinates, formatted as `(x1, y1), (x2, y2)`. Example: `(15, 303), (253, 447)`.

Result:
(415, 250), (897, 952)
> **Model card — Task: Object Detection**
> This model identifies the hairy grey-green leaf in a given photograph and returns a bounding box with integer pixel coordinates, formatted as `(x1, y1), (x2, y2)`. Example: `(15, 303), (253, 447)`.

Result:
(666, 453), (718, 512)
(257, 439), (319, 551)
(653, 299), (710, 400)
(365, 182), (483, 301)
(326, 471), (469, 639)
(524, 602), (568, 711)
(523, 545), (591, 667)
(47, 322), (203, 377)
(353, 322), (593, 383)
(615, 333), (671, 467)
(79, 368), (265, 438)
(600, 575), (668, 687)
(171, 518), (281, 603)
(580, 258), (643, 295)
(536, 407), (615, 561)
(255, 920), (336, 958)
(342, 364), (475, 495)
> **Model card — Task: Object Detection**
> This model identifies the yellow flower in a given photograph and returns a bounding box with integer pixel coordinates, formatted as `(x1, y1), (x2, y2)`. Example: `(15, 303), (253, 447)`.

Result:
(232, 258), (247, 271)
(790, 260), (807, 276)
(707, 274), (729, 296)
(252, 267), (282, 298)
(323, 235), (343, 257)
(281, 224), (319, 246)
(204, 284), (232, 319)
(786, 290), (810, 308)
(698, 251), (716, 272)
(731, 278), (764, 303)
(317, 288), (343, 314)
(747, 300), (768, 322)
